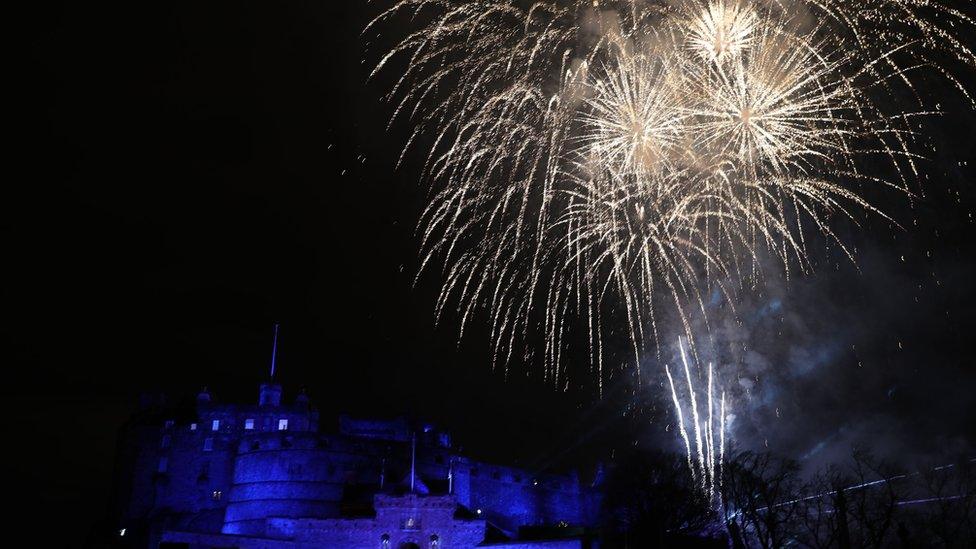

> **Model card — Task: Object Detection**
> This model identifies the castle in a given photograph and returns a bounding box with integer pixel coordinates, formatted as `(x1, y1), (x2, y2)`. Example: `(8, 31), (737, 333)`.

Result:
(111, 379), (602, 548)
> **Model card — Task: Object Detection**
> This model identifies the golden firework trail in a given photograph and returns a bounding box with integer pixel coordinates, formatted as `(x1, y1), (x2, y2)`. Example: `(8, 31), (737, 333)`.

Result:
(365, 0), (975, 390)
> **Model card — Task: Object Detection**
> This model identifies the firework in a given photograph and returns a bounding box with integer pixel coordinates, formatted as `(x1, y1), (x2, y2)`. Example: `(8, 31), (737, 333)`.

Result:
(366, 0), (975, 385)
(665, 339), (727, 501)
(684, 0), (757, 63)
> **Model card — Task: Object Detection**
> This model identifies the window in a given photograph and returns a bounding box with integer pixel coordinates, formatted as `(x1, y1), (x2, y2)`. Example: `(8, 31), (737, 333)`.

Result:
(157, 457), (168, 473)
(429, 534), (440, 548)
(401, 517), (420, 531)
(164, 420), (174, 429)
(244, 418), (255, 430)
(277, 419), (289, 431)
(380, 534), (391, 549)
(203, 438), (213, 452)
(190, 423), (197, 431)
(160, 435), (171, 449)
(211, 490), (222, 501)
(211, 420), (220, 431)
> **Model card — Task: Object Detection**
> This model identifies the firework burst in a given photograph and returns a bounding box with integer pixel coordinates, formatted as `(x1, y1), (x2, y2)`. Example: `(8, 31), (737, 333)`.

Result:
(365, 0), (975, 387)
(684, 0), (758, 63)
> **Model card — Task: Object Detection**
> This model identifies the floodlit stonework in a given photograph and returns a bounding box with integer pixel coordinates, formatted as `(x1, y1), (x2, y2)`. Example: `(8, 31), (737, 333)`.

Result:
(111, 382), (600, 548)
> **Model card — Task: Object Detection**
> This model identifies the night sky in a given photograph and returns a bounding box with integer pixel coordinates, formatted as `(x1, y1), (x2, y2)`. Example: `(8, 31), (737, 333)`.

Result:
(11, 2), (976, 547)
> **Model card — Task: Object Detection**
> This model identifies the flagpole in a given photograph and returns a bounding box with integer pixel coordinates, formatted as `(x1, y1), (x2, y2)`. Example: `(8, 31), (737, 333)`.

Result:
(410, 432), (416, 493)
(269, 322), (280, 379)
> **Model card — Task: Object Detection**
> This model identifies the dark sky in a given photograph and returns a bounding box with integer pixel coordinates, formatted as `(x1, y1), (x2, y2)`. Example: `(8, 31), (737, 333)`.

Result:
(11, 2), (976, 547)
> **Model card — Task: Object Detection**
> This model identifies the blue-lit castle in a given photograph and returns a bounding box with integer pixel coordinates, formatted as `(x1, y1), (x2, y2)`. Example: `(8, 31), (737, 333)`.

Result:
(111, 341), (601, 548)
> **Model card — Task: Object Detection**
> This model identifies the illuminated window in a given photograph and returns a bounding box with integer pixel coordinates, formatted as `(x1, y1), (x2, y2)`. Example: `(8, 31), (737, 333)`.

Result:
(212, 490), (222, 501)
(157, 457), (168, 473)
(211, 420), (220, 431)
(401, 516), (420, 531)
(245, 418), (255, 430)
(164, 420), (174, 429)
(203, 437), (213, 452)
(380, 534), (390, 548)
(190, 423), (197, 431)
(278, 419), (289, 431)
(429, 534), (440, 548)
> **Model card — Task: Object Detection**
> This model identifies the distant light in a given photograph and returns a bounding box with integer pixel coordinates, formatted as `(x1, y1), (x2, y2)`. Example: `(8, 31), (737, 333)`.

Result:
(190, 423), (197, 431)
(533, 479), (538, 486)
(118, 528), (126, 537)
(476, 508), (482, 515)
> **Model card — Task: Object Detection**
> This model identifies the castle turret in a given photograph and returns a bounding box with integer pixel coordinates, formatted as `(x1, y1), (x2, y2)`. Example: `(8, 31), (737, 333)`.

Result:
(258, 383), (282, 407)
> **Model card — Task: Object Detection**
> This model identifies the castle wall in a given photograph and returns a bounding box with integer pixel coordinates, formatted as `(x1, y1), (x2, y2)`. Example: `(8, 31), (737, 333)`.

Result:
(261, 495), (486, 548)
(454, 462), (591, 535)
(153, 422), (236, 520)
(223, 434), (345, 535)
